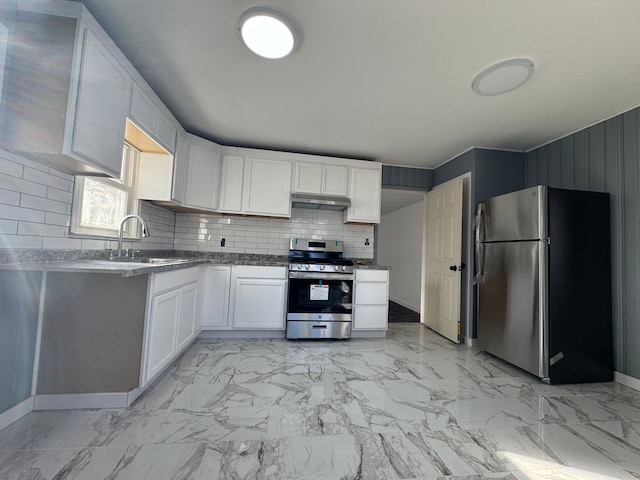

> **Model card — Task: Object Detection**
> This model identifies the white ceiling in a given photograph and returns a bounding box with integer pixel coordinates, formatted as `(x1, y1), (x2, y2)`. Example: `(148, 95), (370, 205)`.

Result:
(75, 0), (640, 169)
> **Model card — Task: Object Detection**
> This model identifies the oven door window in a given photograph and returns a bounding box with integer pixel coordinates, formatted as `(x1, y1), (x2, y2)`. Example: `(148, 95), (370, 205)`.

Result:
(288, 278), (352, 314)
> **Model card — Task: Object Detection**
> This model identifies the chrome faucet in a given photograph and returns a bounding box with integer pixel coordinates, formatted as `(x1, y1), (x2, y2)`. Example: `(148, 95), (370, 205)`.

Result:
(113, 214), (150, 258)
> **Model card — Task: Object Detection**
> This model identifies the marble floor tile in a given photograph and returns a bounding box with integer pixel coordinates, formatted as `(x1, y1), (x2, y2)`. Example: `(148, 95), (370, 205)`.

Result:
(1, 323), (639, 480)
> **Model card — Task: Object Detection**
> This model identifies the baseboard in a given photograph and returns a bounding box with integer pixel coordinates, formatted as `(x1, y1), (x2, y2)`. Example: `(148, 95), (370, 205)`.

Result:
(0, 397), (34, 431)
(389, 296), (420, 313)
(34, 393), (130, 410)
(199, 330), (286, 339)
(614, 371), (640, 392)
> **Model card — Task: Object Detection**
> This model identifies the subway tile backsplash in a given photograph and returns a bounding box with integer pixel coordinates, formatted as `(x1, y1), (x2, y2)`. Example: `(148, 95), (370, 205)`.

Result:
(174, 208), (374, 258)
(0, 150), (374, 258)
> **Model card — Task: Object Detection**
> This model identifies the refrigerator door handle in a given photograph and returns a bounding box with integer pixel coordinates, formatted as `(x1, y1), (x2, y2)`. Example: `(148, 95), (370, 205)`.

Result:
(474, 203), (485, 244)
(474, 242), (485, 284)
(473, 202), (486, 285)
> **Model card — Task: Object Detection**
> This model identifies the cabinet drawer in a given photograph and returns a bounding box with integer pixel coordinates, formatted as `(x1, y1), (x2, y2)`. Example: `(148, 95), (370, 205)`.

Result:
(355, 282), (388, 305)
(353, 305), (388, 330)
(234, 265), (287, 279)
(152, 267), (199, 294)
(355, 269), (388, 282)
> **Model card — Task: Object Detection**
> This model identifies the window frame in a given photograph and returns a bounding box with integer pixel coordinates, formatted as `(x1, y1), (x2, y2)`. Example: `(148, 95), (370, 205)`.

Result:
(70, 143), (141, 239)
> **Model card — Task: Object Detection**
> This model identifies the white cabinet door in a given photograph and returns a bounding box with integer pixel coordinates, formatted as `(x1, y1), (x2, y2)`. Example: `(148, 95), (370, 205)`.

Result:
(2, 10), (130, 177)
(129, 82), (176, 153)
(323, 165), (349, 196)
(176, 283), (198, 351)
(353, 269), (389, 330)
(230, 266), (287, 330)
(344, 167), (382, 224)
(146, 289), (179, 380)
(218, 155), (245, 213)
(232, 279), (287, 329)
(293, 162), (348, 197)
(294, 162), (322, 193)
(202, 266), (232, 328)
(155, 114), (177, 153)
(184, 135), (221, 210)
(243, 157), (292, 217)
(171, 131), (188, 204)
(69, 25), (130, 178)
(129, 83), (156, 137)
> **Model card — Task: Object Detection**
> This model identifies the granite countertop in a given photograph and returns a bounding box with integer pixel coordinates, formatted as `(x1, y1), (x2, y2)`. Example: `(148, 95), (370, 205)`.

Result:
(0, 249), (387, 276)
(0, 250), (290, 277)
(354, 264), (391, 270)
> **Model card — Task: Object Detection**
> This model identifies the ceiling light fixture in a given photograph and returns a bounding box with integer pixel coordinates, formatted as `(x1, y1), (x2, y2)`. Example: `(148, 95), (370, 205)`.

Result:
(472, 58), (535, 96)
(239, 8), (298, 59)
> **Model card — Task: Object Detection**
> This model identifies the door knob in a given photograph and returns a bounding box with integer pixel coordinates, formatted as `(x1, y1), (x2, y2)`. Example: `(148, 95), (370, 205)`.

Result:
(449, 263), (466, 272)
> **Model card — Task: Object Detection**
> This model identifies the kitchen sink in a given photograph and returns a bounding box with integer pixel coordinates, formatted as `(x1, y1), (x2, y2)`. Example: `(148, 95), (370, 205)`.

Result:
(107, 257), (192, 264)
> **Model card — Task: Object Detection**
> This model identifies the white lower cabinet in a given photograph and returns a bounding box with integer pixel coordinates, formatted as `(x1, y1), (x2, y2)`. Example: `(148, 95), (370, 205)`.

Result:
(146, 289), (180, 381)
(143, 267), (200, 386)
(201, 266), (232, 328)
(353, 269), (389, 330)
(176, 282), (198, 351)
(202, 265), (287, 331)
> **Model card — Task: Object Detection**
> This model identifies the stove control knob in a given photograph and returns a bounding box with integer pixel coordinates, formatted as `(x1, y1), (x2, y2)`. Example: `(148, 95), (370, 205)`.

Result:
(320, 265), (325, 270)
(305, 264), (311, 270)
(334, 265), (339, 271)
(297, 264), (303, 270)
(342, 265), (346, 271)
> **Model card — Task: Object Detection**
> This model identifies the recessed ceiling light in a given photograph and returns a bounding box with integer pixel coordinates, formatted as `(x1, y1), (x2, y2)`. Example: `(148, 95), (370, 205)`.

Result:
(239, 8), (298, 59)
(472, 58), (535, 96)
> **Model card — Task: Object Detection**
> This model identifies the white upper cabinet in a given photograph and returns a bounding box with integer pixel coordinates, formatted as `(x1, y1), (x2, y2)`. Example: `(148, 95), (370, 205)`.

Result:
(1, 5), (131, 177)
(218, 155), (245, 213)
(243, 156), (292, 217)
(323, 164), (350, 196)
(344, 165), (382, 224)
(171, 131), (188, 204)
(129, 82), (176, 153)
(294, 162), (349, 197)
(183, 134), (221, 211)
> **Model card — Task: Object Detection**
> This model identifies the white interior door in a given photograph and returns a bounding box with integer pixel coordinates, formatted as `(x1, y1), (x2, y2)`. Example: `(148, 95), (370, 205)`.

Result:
(422, 176), (464, 343)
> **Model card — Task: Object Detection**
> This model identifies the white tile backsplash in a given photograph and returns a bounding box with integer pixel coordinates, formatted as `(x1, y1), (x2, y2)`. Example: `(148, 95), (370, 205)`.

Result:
(174, 208), (374, 258)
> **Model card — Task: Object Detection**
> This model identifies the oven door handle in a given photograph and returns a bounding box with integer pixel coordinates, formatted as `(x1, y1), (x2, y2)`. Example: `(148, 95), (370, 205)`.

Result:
(289, 272), (354, 280)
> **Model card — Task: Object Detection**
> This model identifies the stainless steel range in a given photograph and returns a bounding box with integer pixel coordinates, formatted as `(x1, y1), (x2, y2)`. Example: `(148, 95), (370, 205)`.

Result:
(286, 239), (354, 340)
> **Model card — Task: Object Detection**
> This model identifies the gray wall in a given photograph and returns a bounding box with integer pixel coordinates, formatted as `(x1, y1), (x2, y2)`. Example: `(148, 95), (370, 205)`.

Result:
(432, 148), (526, 337)
(526, 109), (640, 380)
(0, 271), (40, 413)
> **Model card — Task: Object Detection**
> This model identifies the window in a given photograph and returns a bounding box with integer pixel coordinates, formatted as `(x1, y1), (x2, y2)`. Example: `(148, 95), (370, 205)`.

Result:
(70, 143), (140, 238)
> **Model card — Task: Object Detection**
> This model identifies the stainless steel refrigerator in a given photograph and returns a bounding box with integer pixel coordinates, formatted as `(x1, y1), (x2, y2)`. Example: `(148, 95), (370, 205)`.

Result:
(475, 185), (613, 384)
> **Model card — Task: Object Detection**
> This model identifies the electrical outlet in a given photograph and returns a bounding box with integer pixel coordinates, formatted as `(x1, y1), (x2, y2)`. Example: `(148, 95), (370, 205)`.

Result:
(220, 238), (226, 247)
(365, 238), (370, 246)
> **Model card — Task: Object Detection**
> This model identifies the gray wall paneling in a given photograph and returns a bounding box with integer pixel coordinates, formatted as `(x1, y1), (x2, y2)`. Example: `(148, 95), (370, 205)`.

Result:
(526, 108), (640, 379)
(382, 165), (431, 190)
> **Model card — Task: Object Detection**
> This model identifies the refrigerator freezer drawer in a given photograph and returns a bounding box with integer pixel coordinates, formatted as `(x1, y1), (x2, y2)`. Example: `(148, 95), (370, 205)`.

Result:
(477, 240), (547, 378)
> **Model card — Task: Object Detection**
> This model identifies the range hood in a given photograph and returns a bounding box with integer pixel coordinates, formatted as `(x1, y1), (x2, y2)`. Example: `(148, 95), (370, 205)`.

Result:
(291, 193), (351, 211)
